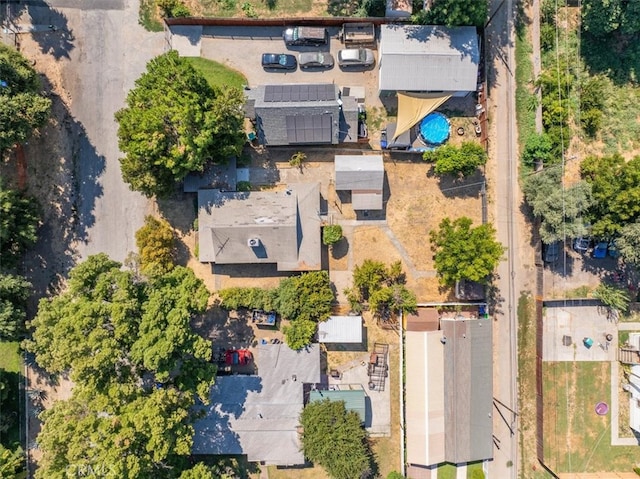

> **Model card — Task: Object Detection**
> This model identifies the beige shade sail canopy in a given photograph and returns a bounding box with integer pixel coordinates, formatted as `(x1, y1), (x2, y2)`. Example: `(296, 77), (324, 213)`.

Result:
(393, 93), (451, 139)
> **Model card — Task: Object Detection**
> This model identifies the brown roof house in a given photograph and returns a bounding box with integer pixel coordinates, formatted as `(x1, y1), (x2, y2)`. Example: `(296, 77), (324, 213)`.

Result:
(197, 183), (322, 271)
(335, 155), (384, 210)
(405, 309), (493, 477)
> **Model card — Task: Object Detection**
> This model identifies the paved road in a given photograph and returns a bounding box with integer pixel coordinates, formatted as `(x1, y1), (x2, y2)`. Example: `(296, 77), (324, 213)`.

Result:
(486, 0), (523, 476)
(25, 0), (164, 262)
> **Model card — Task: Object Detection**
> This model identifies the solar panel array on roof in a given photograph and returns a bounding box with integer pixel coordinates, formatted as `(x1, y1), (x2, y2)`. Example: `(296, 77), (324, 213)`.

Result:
(264, 84), (336, 102)
(286, 114), (332, 143)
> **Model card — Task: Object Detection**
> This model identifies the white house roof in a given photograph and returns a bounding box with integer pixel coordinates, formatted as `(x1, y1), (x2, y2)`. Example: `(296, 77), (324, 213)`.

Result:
(318, 316), (363, 343)
(379, 25), (480, 92)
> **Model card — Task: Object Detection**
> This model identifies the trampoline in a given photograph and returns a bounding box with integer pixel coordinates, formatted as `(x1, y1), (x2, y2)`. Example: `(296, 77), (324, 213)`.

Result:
(418, 112), (450, 146)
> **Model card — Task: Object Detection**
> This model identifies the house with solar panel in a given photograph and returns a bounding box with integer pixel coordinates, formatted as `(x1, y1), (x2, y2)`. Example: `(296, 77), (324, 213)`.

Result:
(244, 83), (360, 146)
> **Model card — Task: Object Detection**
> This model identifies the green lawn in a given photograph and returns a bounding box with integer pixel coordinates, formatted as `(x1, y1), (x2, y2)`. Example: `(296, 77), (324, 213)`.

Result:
(437, 464), (456, 479)
(0, 341), (21, 373)
(543, 361), (638, 472)
(184, 57), (247, 91)
(0, 341), (22, 447)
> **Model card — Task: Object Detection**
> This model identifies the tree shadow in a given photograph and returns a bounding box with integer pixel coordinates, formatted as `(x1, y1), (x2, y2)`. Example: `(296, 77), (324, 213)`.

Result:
(5, 2), (75, 60)
(17, 76), (104, 308)
(157, 194), (197, 236)
(581, 32), (640, 86)
(331, 237), (349, 260)
(438, 170), (484, 199)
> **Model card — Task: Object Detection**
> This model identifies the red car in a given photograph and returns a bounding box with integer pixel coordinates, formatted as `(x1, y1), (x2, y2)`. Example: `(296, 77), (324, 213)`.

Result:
(225, 349), (252, 366)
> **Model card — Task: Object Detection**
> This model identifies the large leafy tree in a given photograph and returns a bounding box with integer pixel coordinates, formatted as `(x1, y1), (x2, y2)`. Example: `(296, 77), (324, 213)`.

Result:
(0, 44), (51, 152)
(581, 154), (640, 238)
(115, 51), (245, 198)
(616, 222), (640, 265)
(273, 271), (334, 323)
(0, 180), (40, 268)
(135, 215), (176, 275)
(0, 273), (32, 340)
(300, 399), (373, 479)
(26, 254), (217, 477)
(429, 217), (504, 285)
(522, 167), (593, 243)
(423, 142), (488, 178)
(412, 0), (488, 27)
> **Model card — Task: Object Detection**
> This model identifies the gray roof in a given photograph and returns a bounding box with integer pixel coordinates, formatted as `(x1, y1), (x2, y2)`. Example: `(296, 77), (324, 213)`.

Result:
(183, 157), (237, 193)
(253, 84), (341, 146)
(192, 344), (321, 465)
(379, 25), (480, 92)
(335, 155), (384, 191)
(198, 183), (321, 271)
(318, 315), (363, 343)
(352, 191), (383, 210)
(441, 317), (493, 464)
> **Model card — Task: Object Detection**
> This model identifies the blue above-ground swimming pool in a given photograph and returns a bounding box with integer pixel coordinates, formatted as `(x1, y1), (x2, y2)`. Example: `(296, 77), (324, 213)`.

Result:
(418, 112), (450, 146)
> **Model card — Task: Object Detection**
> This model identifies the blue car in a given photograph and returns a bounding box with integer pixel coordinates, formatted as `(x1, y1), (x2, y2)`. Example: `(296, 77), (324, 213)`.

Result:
(592, 242), (608, 259)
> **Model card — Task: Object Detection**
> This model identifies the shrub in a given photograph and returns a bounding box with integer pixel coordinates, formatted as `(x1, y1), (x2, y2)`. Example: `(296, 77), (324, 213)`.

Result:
(521, 133), (553, 168)
(135, 216), (175, 275)
(423, 142), (487, 177)
(157, 0), (190, 17)
(322, 224), (343, 246)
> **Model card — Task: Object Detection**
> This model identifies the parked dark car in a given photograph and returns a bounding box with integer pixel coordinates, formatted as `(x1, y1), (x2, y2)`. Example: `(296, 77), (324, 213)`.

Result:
(543, 241), (561, 263)
(261, 53), (297, 70)
(299, 52), (334, 69)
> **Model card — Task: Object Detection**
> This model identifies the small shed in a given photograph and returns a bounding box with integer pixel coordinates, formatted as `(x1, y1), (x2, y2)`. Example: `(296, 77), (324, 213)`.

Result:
(318, 315), (363, 344)
(335, 155), (384, 210)
(309, 389), (367, 423)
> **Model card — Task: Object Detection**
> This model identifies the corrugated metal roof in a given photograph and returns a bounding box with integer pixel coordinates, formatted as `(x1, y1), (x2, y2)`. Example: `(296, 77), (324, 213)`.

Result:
(379, 25), (479, 92)
(441, 317), (493, 464)
(309, 389), (367, 423)
(352, 191), (383, 210)
(318, 315), (363, 343)
(406, 330), (445, 467)
(630, 364), (640, 433)
(335, 155), (384, 190)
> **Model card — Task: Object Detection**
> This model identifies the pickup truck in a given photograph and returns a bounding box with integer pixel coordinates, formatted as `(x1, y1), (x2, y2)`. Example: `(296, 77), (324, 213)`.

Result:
(283, 26), (328, 46)
(341, 23), (375, 47)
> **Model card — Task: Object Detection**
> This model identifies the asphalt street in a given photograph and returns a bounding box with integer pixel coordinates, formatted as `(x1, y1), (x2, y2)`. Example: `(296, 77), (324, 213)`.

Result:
(486, 0), (523, 476)
(25, 0), (164, 262)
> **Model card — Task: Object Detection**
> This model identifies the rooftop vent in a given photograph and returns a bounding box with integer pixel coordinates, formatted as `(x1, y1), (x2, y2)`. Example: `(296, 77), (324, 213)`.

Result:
(248, 238), (260, 248)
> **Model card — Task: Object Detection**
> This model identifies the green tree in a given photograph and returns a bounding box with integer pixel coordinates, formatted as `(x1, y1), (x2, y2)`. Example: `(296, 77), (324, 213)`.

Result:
(0, 444), (23, 478)
(28, 255), (217, 478)
(273, 271), (334, 322)
(352, 259), (387, 301)
(581, 154), (640, 237)
(521, 133), (553, 168)
(429, 217), (504, 285)
(300, 399), (373, 479)
(593, 283), (630, 313)
(282, 318), (317, 351)
(423, 142), (488, 177)
(218, 287), (274, 311)
(0, 44), (51, 152)
(616, 222), (640, 265)
(322, 224), (343, 246)
(522, 168), (593, 243)
(115, 51), (245, 198)
(369, 283), (417, 316)
(412, 0), (488, 27)
(135, 215), (175, 275)
(0, 273), (31, 340)
(0, 181), (40, 267)
(157, 0), (191, 17)
(289, 151), (307, 171)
